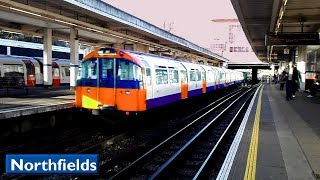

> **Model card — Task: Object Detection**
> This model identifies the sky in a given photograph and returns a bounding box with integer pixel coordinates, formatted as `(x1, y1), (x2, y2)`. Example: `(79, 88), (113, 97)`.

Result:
(105, 0), (237, 46)
(104, 0), (260, 62)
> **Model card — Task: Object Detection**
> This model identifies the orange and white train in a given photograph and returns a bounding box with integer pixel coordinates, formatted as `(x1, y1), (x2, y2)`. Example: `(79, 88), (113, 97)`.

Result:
(75, 48), (244, 113)
(0, 54), (71, 87)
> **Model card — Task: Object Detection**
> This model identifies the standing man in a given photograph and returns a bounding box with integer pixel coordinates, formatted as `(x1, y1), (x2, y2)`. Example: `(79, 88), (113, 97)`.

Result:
(285, 62), (294, 100)
(292, 63), (301, 98)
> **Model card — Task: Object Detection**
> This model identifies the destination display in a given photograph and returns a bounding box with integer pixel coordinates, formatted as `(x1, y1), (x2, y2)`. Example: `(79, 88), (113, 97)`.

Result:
(266, 33), (320, 45)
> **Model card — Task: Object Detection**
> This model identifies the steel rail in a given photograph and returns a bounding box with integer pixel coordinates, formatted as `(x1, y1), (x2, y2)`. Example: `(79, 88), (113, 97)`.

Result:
(150, 88), (252, 179)
(109, 87), (249, 179)
(192, 89), (255, 179)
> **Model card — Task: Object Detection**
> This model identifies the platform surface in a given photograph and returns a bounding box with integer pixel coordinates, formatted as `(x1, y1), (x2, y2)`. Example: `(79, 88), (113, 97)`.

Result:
(222, 84), (320, 180)
(0, 87), (75, 120)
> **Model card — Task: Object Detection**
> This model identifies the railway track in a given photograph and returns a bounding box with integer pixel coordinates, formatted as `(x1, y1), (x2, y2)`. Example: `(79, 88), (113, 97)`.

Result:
(108, 86), (257, 179)
(0, 86), (251, 180)
(0, 116), (127, 180)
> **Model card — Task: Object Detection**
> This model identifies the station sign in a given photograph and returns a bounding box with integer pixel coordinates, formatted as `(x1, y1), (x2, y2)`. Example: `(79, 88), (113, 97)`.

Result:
(283, 48), (289, 54)
(265, 33), (320, 45)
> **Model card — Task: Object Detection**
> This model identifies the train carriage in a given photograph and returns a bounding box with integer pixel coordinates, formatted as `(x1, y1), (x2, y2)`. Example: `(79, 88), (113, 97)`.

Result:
(0, 55), (41, 86)
(75, 48), (245, 113)
(0, 55), (71, 87)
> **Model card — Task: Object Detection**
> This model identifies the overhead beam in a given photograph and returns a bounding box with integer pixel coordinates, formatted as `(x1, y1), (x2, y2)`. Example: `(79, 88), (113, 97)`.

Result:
(270, 0), (281, 32)
(246, 17), (270, 25)
(282, 15), (320, 24)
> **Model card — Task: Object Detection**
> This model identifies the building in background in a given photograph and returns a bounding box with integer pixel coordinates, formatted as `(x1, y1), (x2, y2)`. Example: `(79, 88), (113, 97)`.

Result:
(209, 19), (259, 64)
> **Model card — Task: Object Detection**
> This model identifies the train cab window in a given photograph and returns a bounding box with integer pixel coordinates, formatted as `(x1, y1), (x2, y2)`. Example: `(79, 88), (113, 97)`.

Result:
(155, 69), (168, 84)
(169, 69), (179, 83)
(117, 60), (142, 81)
(81, 59), (97, 79)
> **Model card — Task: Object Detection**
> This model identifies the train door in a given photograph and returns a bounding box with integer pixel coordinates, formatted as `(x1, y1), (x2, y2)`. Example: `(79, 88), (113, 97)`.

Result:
(179, 63), (188, 99)
(202, 65), (214, 92)
(60, 66), (70, 85)
(220, 69), (226, 88)
(30, 59), (42, 86)
(99, 58), (116, 107)
(212, 67), (221, 89)
(225, 69), (230, 87)
(78, 58), (99, 109)
(200, 66), (206, 93)
(141, 60), (153, 100)
(153, 66), (169, 100)
(52, 62), (60, 86)
(22, 60), (36, 86)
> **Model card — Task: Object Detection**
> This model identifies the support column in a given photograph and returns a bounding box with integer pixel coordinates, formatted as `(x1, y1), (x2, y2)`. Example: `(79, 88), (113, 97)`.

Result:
(43, 28), (52, 87)
(70, 28), (79, 89)
(252, 68), (258, 84)
(6, 47), (11, 55)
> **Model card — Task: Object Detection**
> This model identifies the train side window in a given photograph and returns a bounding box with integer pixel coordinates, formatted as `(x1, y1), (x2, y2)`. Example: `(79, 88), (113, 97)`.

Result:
(169, 69), (179, 83)
(145, 68), (151, 86)
(146, 68), (151, 76)
(155, 69), (168, 84)
(3, 64), (24, 77)
(197, 70), (202, 81)
(64, 67), (70, 76)
(190, 70), (197, 81)
(61, 68), (66, 77)
(201, 70), (206, 81)
(220, 73), (225, 79)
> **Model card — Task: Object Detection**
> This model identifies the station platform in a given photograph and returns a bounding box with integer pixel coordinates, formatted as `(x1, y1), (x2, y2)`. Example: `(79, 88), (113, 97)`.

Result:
(218, 84), (320, 180)
(0, 87), (75, 120)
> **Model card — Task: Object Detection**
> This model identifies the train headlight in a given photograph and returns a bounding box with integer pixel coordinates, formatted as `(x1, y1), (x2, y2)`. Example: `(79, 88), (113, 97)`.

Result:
(87, 88), (91, 93)
(125, 90), (130, 95)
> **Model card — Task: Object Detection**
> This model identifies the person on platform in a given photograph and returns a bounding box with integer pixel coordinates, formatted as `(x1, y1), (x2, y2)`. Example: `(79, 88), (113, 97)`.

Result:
(279, 72), (286, 91)
(284, 62), (294, 100)
(307, 75), (320, 98)
(292, 64), (301, 98)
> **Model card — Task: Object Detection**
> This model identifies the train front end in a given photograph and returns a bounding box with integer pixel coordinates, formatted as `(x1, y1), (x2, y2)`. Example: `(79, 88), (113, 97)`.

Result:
(75, 48), (146, 114)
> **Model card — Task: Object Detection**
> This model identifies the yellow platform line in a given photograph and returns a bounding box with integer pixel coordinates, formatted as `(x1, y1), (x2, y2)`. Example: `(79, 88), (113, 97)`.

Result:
(244, 86), (264, 180)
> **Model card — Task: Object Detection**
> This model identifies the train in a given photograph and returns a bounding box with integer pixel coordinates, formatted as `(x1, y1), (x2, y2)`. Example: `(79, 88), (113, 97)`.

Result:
(0, 54), (72, 87)
(75, 48), (245, 114)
